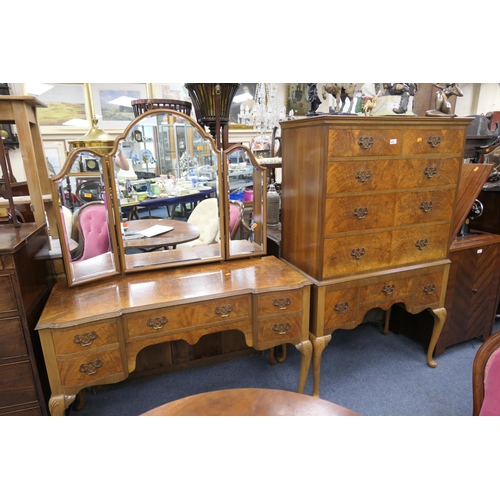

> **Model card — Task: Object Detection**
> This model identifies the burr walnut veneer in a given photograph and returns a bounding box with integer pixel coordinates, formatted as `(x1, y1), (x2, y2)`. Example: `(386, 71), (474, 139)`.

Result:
(280, 115), (472, 396)
(35, 256), (312, 415)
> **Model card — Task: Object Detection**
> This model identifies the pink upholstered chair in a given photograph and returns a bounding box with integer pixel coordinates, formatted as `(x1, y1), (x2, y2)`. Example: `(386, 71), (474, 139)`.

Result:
(73, 201), (111, 261)
(229, 200), (244, 239)
(472, 330), (500, 415)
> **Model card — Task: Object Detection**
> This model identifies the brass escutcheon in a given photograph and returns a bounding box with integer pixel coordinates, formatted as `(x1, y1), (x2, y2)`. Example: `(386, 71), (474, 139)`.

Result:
(273, 298), (291, 310)
(382, 284), (395, 295)
(272, 323), (291, 335)
(358, 136), (374, 149)
(215, 305), (232, 318)
(420, 201), (433, 213)
(424, 166), (438, 178)
(74, 331), (98, 347)
(79, 360), (103, 376)
(334, 302), (349, 314)
(356, 170), (371, 183)
(350, 248), (365, 259)
(415, 239), (429, 250)
(353, 207), (368, 219)
(427, 136), (441, 148)
(423, 284), (436, 295)
(147, 316), (168, 330)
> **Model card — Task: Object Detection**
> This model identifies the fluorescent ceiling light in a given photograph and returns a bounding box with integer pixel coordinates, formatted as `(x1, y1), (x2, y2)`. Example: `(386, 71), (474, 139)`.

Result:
(233, 92), (253, 104)
(25, 83), (54, 96)
(108, 96), (134, 107)
(62, 118), (91, 127)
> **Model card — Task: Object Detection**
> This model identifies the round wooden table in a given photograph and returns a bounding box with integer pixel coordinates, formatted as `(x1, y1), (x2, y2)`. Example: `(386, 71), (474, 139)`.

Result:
(141, 388), (360, 416)
(123, 218), (200, 250)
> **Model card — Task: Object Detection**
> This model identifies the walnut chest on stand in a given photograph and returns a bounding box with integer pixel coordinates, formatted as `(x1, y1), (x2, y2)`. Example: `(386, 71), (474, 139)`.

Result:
(280, 115), (472, 396)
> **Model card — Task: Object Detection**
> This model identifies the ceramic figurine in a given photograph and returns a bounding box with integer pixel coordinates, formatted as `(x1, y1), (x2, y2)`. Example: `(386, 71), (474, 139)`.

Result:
(426, 83), (463, 117)
(306, 83), (322, 116)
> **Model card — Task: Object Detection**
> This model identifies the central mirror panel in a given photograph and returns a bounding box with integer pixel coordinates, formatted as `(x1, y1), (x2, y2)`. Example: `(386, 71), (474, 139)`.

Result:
(112, 110), (224, 273)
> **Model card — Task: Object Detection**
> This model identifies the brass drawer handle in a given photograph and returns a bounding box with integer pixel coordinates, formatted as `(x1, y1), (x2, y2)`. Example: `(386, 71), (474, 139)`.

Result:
(420, 201), (433, 213)
(415, 239), (429, 250)
(427, 136), (441, 148)
(215, 305), (232, 318)
(273, 298), (291, 310)
(353, 207), (368, 219)
(423, 284), (436, 295)
(147, 316), (168, 330)
(74, 331), (98, 347)
(382, 284), (395, 295)
(356, 170), (371, 183)
(79, 360), (103, 376)
(334, 302), (349, 314)
(272, 323), (291, 335)
(351, 248), (365, 259)
(424, 166), (438, 178)
(358, 136), (374, 149)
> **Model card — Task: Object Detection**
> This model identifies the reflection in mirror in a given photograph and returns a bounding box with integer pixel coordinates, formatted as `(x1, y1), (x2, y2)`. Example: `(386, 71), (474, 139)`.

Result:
(225, 145), (266, 259)
(51, 148), (119, 286)
(111, 110), (223, 272)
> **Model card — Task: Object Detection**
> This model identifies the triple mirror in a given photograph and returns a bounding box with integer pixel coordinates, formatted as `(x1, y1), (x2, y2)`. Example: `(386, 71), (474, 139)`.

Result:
(51, 109), (267, 287)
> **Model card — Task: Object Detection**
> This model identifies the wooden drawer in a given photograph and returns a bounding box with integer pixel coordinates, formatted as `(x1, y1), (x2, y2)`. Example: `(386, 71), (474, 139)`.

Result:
(412, 271), (444, 309)
(326, 159), (399, 193)
(397, 158), (460, 189)
(0, 317), (27, 360)
(257, 289), (303, 316)
(391, 224), (450, 266)
(126, 295), (251, 338)
(402, 128), (465, 155)
(326, 193), (396, 233)
(323, 230), (392, 277)
(394, 188), (456, 225)
(257, 314), (303, 345)
(323, 288), (358, 330)
(57, 348), (124, 387)
(52, 321), (120, 355)
(0, 361), (37, 409)
(359, 276), (413, 303)
(328, 128), (402, 157)
(0, 275), (18, 314)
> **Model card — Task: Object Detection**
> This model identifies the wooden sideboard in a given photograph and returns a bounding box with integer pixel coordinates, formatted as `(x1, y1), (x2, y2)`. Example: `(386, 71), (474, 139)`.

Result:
(280, 115), (471, 396)
(0, 223), (53, 415)
(35, 256), (312, 416)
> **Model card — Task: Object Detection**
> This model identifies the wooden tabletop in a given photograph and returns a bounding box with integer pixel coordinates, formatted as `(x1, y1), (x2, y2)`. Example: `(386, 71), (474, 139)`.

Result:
(141, 388), (360, 416)
(123, 218), (200, 249)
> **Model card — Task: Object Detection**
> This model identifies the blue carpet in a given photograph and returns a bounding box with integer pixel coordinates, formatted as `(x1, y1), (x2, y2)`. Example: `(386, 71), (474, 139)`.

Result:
(69, 321), (482, 416)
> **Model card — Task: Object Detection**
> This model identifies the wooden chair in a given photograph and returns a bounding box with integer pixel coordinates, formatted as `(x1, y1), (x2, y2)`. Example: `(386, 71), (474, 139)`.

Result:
(229, 199), (244, 239)
(472, 330), (500, 415)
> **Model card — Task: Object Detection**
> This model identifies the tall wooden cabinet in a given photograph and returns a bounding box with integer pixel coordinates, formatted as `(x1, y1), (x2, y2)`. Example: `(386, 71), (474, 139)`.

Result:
(280, 115), (471, 396)
(0, 223), (53, 415)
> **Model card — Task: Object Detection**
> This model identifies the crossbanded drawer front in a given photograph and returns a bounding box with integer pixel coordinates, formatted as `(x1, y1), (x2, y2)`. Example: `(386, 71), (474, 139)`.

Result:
(0, 276), (18, 314)
(359, 277), (412, 303)
(328, 129), (402, 157)
(402, 128), (465, 155)
(397, 158), (460, 189)
(257, 290), (303, 316)
(412, 271), (444, 308)
(326, 159), (399, 193)
(323, 231), (392, 277)
(324, 288), (358, 329)
(257, 314), (303, 344)
(126, 296), (251, 338)
(390, 224), (450, 266)
(52, 322), (120, 355)
(325, 193), (396, 233)
(394, 188), (456, 225)
(57, 348), (124, 387)
(0, 361), (37, 408)
(0, 317), (27, 359)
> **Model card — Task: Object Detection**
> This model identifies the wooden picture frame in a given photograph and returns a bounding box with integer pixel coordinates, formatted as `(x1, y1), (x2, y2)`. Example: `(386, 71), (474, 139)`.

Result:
(286, 83), (310, 117)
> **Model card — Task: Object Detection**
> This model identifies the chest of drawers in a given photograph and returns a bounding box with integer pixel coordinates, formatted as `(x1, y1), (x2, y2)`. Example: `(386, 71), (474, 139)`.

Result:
(281, 115), (471, 396)
(0, 224), (52, 415)
(36, 256), (312, 415)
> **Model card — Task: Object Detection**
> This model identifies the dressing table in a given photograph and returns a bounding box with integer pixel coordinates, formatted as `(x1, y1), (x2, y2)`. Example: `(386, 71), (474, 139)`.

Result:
(35, 106), (312, 415)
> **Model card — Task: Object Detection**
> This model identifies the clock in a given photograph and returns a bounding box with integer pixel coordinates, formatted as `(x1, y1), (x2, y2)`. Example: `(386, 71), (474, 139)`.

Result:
(85, 158), (100, 172)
